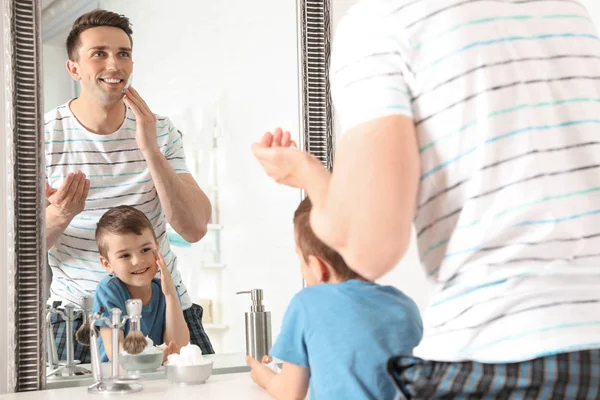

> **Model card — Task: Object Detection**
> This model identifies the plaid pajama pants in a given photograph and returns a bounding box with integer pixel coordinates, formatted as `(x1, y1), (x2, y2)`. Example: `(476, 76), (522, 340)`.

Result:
(50, 302), (214, 363)
(388, 349), (600, 399)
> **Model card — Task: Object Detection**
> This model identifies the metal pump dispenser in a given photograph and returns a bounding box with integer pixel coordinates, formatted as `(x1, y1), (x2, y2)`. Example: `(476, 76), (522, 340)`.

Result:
(236, 289), (272, 361)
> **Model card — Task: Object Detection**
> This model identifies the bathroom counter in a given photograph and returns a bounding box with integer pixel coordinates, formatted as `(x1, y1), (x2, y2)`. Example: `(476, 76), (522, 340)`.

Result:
(46, 352), (250, 389)
(0, 373), (271, 400)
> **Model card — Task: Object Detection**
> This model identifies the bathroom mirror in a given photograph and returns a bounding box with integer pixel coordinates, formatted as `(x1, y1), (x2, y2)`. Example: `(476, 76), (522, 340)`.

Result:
(3, 0), (332, 391)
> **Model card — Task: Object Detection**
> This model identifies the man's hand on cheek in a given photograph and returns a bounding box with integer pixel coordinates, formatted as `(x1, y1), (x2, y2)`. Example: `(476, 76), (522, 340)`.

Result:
(123, 87), (160, 155)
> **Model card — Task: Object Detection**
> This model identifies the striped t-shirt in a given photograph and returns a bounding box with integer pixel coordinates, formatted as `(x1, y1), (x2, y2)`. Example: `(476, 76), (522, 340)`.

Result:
(331, 0), (600, 363)
(45, 101), (193, 310)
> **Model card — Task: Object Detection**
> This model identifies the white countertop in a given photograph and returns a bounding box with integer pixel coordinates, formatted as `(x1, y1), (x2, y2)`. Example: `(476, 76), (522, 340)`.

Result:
(0, 373), (271, 400)
(46, 352), (250, 389)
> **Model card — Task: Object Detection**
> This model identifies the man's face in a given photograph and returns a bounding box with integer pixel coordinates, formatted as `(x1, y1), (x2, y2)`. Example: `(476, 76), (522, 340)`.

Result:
(100, 229), (159, 289)
(69, 26), (133, 105)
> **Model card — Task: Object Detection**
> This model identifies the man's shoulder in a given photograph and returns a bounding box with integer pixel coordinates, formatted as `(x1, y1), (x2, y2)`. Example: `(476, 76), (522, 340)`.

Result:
(44, 102), (72, 127)
(154, 114), (169, 123)
(125, 107), (170, 125)
(125, 108), (180, 134)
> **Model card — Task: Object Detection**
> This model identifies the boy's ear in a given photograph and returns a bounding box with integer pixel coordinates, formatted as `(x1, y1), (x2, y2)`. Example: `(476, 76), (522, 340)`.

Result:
(99, 256), (113, 274)
(307, 255), (330, 284)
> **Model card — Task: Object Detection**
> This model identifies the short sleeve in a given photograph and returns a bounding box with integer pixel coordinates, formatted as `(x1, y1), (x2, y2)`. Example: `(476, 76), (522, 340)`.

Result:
(330, 5), (414, 133)
(93, 279), (127, 329)
(270, 294), (309, 368)
(161, 118), (191, 175)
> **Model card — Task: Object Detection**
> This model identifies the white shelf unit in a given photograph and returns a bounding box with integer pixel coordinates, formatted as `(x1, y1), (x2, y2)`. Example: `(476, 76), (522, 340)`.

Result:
(201, 263), (226, 269)
(203, 122), (227, 346)
(204, 324), (229, 331)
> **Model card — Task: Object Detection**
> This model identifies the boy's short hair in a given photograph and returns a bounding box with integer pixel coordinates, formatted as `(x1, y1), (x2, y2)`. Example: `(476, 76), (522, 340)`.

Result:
(95, 205), (155, 258)
(66, 9), (133, 61)
(293, 197), (362, 281)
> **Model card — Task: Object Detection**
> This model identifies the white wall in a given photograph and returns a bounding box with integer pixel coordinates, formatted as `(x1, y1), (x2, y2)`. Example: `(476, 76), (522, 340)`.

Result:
(42, 43), (75, 112)
(582, 0), (600, 28)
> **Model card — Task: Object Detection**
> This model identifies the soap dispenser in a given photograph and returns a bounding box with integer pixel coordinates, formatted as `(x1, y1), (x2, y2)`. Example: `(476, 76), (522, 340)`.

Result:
(236, 289), (272, 361)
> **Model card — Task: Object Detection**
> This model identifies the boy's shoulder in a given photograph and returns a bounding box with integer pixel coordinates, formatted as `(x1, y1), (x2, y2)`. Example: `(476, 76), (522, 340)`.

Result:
(296, 279), (405, 299)
(96, 275), (130, 301)
(293, 280), (418, 316)
(98, 274), (121, 287)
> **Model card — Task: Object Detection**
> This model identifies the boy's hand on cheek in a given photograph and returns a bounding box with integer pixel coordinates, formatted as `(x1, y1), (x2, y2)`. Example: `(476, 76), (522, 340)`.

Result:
(155, 249), (177, 298)
(246, 355), (275, 389)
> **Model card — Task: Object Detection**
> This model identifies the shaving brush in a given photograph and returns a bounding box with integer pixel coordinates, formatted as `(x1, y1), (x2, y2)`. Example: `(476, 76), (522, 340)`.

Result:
(75, 295), (94, 346)
(122, 299), (147, 355)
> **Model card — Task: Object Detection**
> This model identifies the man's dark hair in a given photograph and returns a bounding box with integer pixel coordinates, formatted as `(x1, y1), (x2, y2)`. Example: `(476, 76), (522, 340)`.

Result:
(66, 9), (133, 61)
(294, 197), (363, 281)
(96, 205), (155, 258)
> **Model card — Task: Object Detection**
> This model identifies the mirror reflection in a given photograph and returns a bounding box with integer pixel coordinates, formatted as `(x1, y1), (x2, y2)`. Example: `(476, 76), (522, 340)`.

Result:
(41, 0), (302, 385)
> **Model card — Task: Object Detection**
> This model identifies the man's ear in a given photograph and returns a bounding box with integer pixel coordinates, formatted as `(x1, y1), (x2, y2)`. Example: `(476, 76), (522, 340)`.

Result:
(99, 256), (113, 274)
(307, 255), (330, 284)
(66, 59), (81, 81)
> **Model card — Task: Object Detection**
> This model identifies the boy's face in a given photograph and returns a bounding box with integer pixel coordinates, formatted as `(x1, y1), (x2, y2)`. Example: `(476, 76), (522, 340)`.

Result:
(99, 229), (159, 288)
(67, 26), (133, 105)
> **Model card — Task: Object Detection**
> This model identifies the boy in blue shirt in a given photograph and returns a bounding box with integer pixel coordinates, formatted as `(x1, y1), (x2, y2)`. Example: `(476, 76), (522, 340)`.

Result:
(93, 205), (189, 361)
(246, 197), (423, 399)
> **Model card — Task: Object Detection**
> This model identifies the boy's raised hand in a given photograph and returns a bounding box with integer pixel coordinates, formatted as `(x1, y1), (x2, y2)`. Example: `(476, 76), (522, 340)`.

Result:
(154, 249), (177, 298)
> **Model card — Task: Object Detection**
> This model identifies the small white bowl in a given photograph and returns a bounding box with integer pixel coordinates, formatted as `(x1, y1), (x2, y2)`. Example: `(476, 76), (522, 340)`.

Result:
(119, 351), (163, 374)
(165, 361), (213, 385)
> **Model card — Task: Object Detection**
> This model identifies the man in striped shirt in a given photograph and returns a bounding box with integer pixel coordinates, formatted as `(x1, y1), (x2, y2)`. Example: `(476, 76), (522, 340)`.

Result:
(45, 10), (213, 361)
(253, 0), (600, 397)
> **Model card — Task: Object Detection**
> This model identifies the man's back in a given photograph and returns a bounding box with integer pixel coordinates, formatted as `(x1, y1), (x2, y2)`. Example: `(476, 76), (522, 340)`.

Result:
(332, 0), (600, 362)
(271, 280), (422, 399)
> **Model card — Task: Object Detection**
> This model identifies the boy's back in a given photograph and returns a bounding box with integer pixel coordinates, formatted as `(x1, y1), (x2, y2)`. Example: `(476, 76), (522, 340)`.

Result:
(271, 279), (422, 399)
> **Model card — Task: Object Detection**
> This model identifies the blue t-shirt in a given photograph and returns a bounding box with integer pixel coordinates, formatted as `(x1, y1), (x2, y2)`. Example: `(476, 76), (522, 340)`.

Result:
(93, 275), (166, 361)
(271, 279), (422, 400)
